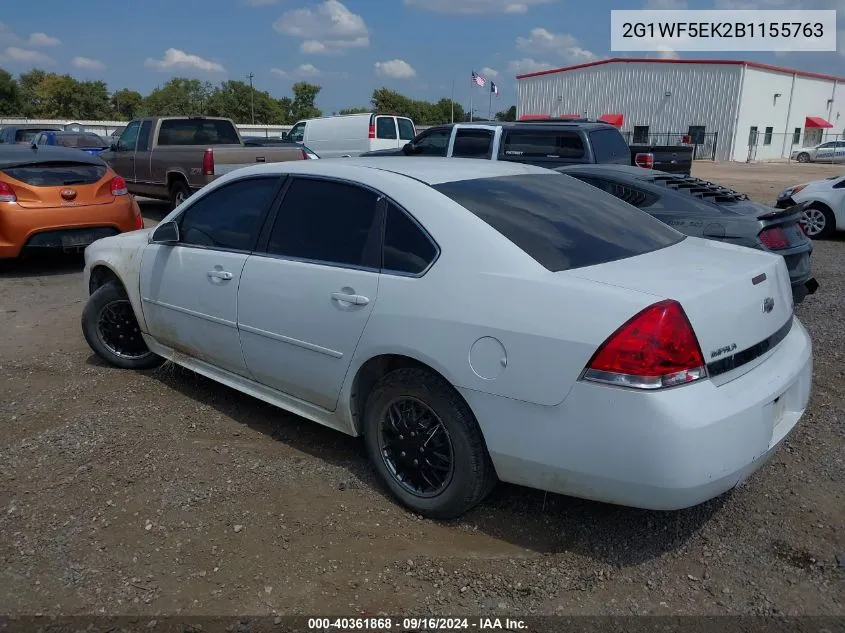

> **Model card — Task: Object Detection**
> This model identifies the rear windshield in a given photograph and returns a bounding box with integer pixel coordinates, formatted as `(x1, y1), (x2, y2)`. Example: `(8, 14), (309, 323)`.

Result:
(590, 128), (630, 163)
(499, 129), (585, 159)
(15, 128), (56, 143)
(157, 119), (240, 145)
(54, 133), (108, 148)
(433, 173), (684, 272)
(3, 162), (106, 186)
(397, 118), (416, 141)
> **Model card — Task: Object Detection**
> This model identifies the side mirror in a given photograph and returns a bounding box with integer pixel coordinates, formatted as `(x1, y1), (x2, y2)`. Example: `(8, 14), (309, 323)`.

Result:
(151, 220), (179, 244)
(402, 143), (414, 155)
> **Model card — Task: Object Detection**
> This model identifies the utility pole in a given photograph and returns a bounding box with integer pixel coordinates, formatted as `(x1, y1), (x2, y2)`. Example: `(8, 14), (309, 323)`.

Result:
(247, 72), (255, 124)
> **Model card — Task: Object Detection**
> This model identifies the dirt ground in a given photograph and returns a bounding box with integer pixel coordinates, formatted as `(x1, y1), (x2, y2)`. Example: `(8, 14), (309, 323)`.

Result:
(0, 162), (843, 619)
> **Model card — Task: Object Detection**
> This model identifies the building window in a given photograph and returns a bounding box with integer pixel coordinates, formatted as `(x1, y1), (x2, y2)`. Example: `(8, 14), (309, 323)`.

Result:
(792, 127), (801, 145)
(763, 127), (773, 145)
(749, 126), (758, 146)
(632, 125), (650, 144)
(687, 125), (706, 145)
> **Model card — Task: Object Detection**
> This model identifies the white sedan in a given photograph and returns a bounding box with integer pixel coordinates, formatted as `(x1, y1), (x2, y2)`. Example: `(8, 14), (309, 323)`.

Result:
(81, 158), (812, 519)
(777, 175), (845, 239)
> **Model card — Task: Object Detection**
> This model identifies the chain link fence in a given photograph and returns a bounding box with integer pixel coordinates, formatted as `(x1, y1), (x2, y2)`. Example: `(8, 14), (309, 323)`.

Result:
(744, 129), (845, 163)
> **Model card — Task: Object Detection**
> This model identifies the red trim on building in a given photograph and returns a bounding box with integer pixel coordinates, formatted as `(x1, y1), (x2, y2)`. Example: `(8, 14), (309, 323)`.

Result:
(805, 116), (833, 129)
(515, 57), (845, 84)
(598, 113), (624, 127)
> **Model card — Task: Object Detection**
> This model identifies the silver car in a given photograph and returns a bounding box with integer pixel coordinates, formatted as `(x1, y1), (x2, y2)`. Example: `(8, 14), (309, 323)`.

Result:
(791, 140), (845, 163)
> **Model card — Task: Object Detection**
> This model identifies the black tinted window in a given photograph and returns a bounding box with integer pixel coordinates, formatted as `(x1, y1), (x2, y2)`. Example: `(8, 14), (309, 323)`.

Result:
(118, 121), (140, 151)
(137, 120), (152, 151)
(452, 129), (493, 158)
(268, 178), (380, 268)
(376, 117), (397, 140)
(158, 119), (240, 145)
(54, 133), (107, 148)
(179, 177), (279, 251)
(500, 130), (584, 159)
(383, 203), (438, 275)
(590, 129), (630, 163)
(397, 118), (415, 141)
(434, 174), (683, 272)
(414, 129), (450, 156)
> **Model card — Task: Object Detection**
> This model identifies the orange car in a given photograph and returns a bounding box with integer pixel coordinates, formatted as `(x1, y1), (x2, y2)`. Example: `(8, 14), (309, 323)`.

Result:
(0, 144), (143, 259)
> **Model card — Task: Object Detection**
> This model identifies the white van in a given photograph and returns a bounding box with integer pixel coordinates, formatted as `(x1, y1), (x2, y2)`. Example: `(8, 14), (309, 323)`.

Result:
(287, 113), (416, 158)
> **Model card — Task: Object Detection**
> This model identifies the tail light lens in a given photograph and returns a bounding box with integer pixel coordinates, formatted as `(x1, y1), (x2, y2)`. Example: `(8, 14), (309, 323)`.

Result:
(582, 300), (707, 390)
(759, 226), (789, 250)
(0, 181), (16, 202)
(368, 124), (375, 139)
(634, 153), (654, 169)
(202, 148), (214, 176)
(110, 176), (128, 196)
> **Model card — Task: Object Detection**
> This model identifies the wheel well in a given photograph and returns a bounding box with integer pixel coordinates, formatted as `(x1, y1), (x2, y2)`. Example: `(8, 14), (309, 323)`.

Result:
(806, 201), (833, 214)
(88, 265), (123, 295)
(350, 354), (463, 435)
(166, 172), (188, 190)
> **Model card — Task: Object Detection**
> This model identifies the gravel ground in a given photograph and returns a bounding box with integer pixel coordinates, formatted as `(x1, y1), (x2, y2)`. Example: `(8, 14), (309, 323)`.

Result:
(0, 163), (843, 618)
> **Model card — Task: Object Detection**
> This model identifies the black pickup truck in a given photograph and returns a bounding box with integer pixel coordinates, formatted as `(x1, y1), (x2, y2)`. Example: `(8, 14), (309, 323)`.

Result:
(360, 120), (693, 175)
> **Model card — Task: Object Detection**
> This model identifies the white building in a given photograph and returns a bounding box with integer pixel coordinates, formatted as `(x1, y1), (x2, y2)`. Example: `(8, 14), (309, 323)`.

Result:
(516, 58), (845, 162)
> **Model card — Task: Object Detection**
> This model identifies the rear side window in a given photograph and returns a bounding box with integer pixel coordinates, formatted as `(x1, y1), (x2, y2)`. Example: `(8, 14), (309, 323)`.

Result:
(500, 130), (585, 159)
(397, 118), (416, 141)
(3, 163), (106, 186)
(433, 174), (683, 272)
(54, 133), (107, 148)
(589, 129), (630, 163)
(178, 177), (279, 251)
(158, 119), (240, 145)
(452, 129), (493, 158)
(383, 202), (438, 275)
(376, 117), (397, 140)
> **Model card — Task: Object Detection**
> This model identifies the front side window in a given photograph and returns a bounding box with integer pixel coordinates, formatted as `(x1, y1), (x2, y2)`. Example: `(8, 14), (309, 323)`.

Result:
(414, 129), (450, 156)
(118, 120), (141, 152)
(288, 122), (305, 143)
(376, 116), (398, 140)
(267, 178), (381, 269)
(434, 174), (683, 273)
(382, 202), (438, 275)
(452, 129), (493, 158)
(178, 176), (280, 251)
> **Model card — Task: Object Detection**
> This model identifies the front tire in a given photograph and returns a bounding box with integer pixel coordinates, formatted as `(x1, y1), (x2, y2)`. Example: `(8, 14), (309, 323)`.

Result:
(363, 368), (497, 519)
(801, 204), (835, 239)
(796, 152), (810, 163)
(82, 282), (163, 370)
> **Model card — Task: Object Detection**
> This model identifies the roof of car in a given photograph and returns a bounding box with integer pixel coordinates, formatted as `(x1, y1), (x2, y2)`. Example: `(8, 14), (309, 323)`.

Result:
(0, 144), (106, 169)
(240, 156), (556, 185)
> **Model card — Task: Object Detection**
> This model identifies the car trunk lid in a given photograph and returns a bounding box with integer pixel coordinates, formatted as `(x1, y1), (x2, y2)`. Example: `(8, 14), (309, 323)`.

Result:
(566, 237), (794, 381)
(1, 162), (114, 208)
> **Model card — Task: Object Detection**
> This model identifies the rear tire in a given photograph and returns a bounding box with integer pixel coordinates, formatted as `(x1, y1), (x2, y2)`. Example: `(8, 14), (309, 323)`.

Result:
(82, 282), (164, 370)
(796, 152), (810, 163)
(169, 179), (191, 211)
(363, 368), (497, 520)
(801, 204), (835, 239)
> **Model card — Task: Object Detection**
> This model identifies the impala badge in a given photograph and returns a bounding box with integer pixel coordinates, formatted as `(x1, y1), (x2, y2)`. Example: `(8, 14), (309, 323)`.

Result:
(762, 297), (775, 313)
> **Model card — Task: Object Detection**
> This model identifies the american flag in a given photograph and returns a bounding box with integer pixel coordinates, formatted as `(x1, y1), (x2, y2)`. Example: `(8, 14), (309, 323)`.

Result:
(471, 71), (486, 88)
(491, 81), (499, 97)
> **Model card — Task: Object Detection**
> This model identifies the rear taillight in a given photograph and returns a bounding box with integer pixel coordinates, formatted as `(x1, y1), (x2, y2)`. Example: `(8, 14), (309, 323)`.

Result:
(0, 181), (16, 202)
(202, 148), (214, 176)
(583, 300), (707, 390)
(634, 152), (654, 169)
(368, 124), (375, 139)
(759, 226), (789, 250)
(110, 176), (128, 196)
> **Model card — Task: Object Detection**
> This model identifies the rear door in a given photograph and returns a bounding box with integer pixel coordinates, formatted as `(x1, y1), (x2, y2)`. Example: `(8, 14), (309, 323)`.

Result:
(140, 175), (283, 377)
(371, 115), (400, 151)
(448, 127), (497, 159)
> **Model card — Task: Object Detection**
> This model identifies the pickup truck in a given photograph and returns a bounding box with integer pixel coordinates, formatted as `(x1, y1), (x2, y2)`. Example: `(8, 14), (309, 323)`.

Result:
(99, 116), (308, 209)
(360, 121), (693, 175)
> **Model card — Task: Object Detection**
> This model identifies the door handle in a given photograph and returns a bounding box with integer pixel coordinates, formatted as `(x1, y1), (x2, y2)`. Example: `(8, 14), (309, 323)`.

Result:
(208, 270), (233, 281)
(331, 292), (369, 306)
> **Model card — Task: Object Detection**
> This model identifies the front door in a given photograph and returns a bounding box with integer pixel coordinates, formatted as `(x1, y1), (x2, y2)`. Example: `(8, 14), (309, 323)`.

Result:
(237, 176), (382, 411)
(104, 119), (141, 184)
(139, 175), (282, 376)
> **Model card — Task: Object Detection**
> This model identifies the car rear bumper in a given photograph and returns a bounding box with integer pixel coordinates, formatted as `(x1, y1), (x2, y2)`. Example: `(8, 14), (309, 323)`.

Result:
(0, 198), (139, 259)
(460, 317), (812, 510)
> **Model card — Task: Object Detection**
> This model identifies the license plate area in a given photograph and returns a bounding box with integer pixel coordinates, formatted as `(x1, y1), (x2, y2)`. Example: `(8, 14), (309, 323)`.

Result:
(61, 233), (97, 248)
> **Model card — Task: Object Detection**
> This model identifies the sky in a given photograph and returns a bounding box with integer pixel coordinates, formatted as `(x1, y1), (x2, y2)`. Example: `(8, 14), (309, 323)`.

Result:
(1, 0), (844, 117)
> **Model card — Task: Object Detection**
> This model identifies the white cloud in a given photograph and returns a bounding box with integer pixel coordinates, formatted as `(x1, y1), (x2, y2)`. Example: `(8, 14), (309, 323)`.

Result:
(403, 0), (556, 13)
(270, 63), (323, 79)
(72, 56), (106, 70)
(645, 0), (687, 7)
(0, 46), (54, 64)
(375, 59), (417, 79)
(506, 58), (553, 75)
(273, 0), (369, 54)
(515, 27), (596, 65)
(144, 48), (226, 73)
(657, 46), (680, 59)
(27, 32), (61, 46)
(270, 67), (291, 78)
(480, 66), (499, 77)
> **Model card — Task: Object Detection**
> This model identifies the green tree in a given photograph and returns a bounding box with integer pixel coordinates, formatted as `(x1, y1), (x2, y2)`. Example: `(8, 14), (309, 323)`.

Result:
(289, 82), (322, 121)
(17, 69), (46, 117)
(111, 88), (144, 120)
(0, 68), (20, 115)
(495, 105), (517, 121)
(338, 107), (370, 115)
(371, 88), (464, 125)
(205, 80), (286, 124)
(143, 77), (214, 116)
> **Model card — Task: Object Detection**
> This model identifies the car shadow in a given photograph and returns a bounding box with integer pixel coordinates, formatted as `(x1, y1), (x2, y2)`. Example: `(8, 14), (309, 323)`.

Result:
(0, 253), (85, 278)
(138, 198), (171, 224)
(132, 359), (723, 565)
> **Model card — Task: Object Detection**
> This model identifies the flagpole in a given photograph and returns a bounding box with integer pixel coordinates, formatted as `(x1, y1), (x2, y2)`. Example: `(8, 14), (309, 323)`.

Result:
(450, 78), (455, 124)
(488, 86), (492, 121)
(469, 72), (473, 122)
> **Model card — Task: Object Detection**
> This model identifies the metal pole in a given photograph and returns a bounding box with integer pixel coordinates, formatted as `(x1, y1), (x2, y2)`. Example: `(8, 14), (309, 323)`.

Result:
(488, 87), (492, 121)
(248, 72), (255, 124)
(450, 79), (455, 124)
